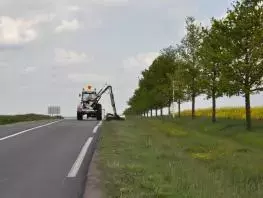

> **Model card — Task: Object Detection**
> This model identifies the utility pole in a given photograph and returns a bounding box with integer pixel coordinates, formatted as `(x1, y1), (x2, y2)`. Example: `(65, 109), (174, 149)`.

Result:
(172, 80), (175, 118)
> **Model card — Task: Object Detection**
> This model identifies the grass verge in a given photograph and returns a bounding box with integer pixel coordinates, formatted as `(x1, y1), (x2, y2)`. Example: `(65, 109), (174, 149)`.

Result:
(0, 114), (56, 125)
(97, 116), (263, 198)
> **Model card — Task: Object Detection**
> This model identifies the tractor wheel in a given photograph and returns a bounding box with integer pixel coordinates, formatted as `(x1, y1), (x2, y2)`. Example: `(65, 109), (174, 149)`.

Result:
(96, 104), (102, 121)
(77, 112), (83, 120)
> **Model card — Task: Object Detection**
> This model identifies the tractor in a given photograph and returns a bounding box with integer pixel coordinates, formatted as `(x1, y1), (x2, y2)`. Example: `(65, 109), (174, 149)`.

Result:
(77, 84), (123, 121)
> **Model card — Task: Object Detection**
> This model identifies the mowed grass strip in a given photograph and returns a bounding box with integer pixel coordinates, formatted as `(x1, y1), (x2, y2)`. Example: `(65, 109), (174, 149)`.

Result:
(98, 117), (263, 198)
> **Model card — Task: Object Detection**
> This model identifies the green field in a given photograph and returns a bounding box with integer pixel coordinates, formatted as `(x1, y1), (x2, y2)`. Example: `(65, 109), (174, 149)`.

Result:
(0, 114), (55, 125)
(98, 116), (263, 198)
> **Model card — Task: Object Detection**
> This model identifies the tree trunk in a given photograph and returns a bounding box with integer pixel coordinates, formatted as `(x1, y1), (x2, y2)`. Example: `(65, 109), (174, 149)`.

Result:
(178, 99), (181, 118)
(212, 88), (216, 123)
(150, 109), (153, 117)
(168, 104), (171, 116)
(160, 108), (163, 117)
(244, 53), (251, 130)
(192, 93), (196, 119)
(155, 108), (158, 117)
(245, 91), (252, 130)
(212, 66), (217, 123)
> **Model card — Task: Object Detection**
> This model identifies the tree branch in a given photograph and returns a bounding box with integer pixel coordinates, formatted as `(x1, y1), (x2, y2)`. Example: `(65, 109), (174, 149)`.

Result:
(251, 87), (263, 92)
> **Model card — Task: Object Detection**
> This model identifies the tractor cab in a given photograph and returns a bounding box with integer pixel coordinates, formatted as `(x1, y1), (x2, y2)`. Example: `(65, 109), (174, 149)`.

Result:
(82, 91), (97, 102)
(80, 85), (97, 102)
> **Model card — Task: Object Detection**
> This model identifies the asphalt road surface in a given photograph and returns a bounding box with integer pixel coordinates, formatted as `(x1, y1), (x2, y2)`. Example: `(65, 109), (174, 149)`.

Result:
(0, 119), (102, 198)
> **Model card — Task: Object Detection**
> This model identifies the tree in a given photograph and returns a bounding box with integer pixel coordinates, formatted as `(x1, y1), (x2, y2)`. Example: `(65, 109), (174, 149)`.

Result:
(213, 0), (263, 130)
(141, 65), (164, 116)
(198, 25), (225, 123)
(167, 45), (188, 118)
(139, 69), (156, 116)
(160, 46), (180, 115)
(179, 16), (204, 119)
(141, 48), (177, 116)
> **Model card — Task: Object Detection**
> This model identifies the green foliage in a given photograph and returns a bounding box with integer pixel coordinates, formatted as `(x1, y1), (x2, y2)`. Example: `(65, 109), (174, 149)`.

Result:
(211, 0), (263, 129)
(180, 17), (204, 94)
(126, 46), (178, 115)
(198, 26), (224, 99)
(124, 0), (263, 130)
(166, 46), (188, 102)
(213, 0), (263, 95)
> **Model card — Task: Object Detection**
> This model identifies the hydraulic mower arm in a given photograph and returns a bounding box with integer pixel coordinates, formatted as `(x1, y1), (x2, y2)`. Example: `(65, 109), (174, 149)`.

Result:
(92, 85), (123, 120)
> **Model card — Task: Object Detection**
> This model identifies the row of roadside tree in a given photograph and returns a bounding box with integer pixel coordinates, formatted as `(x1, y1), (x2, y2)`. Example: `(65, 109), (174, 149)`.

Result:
(124, 0), (263, 130)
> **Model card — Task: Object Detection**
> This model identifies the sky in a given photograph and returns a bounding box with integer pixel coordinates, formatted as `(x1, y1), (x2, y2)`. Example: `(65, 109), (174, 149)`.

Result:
(0, 0), (262, 117)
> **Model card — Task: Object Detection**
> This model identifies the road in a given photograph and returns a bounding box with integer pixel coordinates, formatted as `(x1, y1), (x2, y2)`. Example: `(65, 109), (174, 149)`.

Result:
(0, 119), (101, 198)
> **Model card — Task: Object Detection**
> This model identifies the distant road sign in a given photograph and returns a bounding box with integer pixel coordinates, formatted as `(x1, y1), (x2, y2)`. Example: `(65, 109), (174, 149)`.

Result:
(48, 106), (61, 116)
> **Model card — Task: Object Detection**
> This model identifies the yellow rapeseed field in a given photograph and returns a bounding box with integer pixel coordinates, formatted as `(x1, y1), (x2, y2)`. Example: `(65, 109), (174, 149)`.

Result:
(181, 107), (263, 120)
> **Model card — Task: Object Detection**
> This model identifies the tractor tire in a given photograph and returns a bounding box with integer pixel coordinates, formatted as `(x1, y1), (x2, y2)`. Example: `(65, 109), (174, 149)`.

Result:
(96, 104), (102, 121)
(77, 112), (83, 120)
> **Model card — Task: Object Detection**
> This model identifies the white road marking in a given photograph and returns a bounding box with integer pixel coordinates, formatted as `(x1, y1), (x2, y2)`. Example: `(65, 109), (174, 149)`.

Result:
(92, 121), (102, 134)
(67, 137), (93, 178)
(0, 120), (62, 142)
(67, 121), (103, 177)
(92, 126), (99, 134)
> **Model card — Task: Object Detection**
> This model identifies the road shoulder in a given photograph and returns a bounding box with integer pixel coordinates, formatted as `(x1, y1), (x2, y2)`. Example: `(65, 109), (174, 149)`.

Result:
(83, 149), (103, 198)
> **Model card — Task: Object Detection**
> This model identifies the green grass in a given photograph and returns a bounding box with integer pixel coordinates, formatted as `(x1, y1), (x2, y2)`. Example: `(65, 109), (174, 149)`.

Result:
(97, 116), (263, 198)
(0, 114), (55, 125)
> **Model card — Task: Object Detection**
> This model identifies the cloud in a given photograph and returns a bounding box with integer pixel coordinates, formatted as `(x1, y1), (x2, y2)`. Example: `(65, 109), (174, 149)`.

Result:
(54, 48), (91, 65)
(0, 0), (244, 117)
(67, 5), (81, 12)
(67, 73), (110, 83)
(0, 16), (37, 46)
(24, 66), (37, 73)
(0, 14), (55, 47)
(55, 19), (80, 33)
(123, 52), (159, 70)
(90, 0), (129, 6)
(33, 13), (56, 23)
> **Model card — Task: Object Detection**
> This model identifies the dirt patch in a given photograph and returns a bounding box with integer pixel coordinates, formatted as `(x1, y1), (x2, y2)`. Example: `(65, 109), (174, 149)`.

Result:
(83, 150), (103, 198)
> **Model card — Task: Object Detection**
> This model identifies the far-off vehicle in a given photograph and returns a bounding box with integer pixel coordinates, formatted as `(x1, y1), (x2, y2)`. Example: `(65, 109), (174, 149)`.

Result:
(77, 84), (123, 121)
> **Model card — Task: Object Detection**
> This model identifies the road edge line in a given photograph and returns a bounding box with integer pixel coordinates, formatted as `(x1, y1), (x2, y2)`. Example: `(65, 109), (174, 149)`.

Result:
(67, 120), (103, 178)
(0, 120), (62, 142)
(92, 121), (102, 134)
(67, 137), (94, 178)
